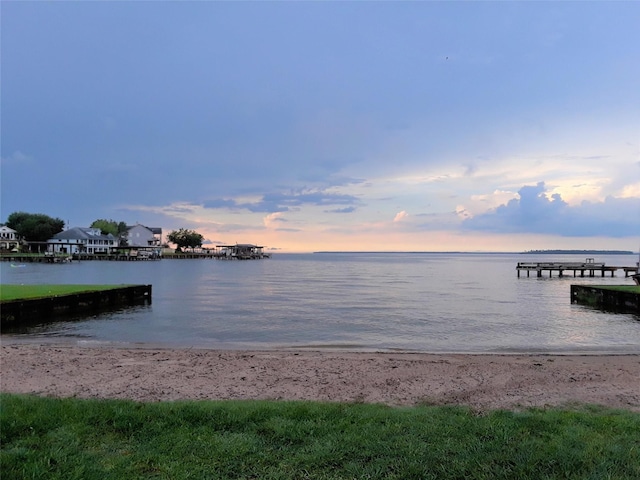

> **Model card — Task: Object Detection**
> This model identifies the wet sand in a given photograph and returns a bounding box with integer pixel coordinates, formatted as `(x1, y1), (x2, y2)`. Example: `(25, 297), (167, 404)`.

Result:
(1, 344), (639, 411)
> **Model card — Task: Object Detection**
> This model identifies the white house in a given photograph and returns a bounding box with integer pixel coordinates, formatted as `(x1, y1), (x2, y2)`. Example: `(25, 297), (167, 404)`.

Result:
(0, 226), (20, 251)
(125, 224), (162, 247)
(47, 227), (117, 255)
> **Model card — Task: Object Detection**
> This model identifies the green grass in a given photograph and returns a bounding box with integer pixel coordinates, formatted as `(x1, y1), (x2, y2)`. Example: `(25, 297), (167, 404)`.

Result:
(2, 394), (639, 479)
(0, 285), (137, 302)
(591, 285), (640, 293)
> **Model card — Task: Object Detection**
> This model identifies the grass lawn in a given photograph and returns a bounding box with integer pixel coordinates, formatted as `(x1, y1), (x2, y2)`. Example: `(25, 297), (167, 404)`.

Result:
(1, 394), (639, 479)
(0, 285), (137, 302)
(591, 285), (640, 293)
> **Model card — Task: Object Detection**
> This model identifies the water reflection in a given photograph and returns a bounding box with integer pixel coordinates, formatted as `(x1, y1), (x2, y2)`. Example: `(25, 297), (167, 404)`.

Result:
(2, 303), (152, 336)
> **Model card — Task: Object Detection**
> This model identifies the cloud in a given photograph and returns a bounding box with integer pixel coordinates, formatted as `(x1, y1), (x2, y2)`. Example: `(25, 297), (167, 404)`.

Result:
(463, 182), (640, 237)
(201, 199), (239, 209)
(455, 206), (471, 220)
(326, 207), (356, 214)
(393, 211), (409, 222)
(262, 212), (302, 233)
(263, 212), (285, 228)
(0, 150), (32, 166)
(621, 182), (640, 198)
(468, 190), (518, 212)
(261, 191), (359, 208)
(203, 189), (360, 213)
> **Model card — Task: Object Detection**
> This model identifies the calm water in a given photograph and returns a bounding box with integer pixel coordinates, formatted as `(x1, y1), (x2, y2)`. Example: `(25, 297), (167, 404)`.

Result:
(1, 253), (639, 353)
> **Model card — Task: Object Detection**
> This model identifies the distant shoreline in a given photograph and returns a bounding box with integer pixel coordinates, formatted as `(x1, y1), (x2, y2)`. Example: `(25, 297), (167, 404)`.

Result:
(522, 250), (635, 255)
(312, 250), (635, 255)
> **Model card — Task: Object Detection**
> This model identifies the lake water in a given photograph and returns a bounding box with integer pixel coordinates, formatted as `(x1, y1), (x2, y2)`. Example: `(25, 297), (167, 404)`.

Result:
(1, 253), (639, 353)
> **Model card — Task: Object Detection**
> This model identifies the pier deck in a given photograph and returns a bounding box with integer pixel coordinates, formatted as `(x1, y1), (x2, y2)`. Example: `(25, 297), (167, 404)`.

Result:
(517, 262), (638, 278)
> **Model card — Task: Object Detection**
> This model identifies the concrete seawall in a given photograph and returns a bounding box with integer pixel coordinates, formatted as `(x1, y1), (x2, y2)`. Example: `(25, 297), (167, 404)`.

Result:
(1, 285), (152, 325)
(570, 285), (639, 313)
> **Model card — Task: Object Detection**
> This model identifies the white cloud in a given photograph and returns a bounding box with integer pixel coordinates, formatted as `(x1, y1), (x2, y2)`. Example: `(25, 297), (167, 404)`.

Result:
(393, 211), (409, 222)
(263, 212), (284, 228)
(455, 205), (471, 219)
(621, 182), (640, 198)
(467, 190), (519, 214)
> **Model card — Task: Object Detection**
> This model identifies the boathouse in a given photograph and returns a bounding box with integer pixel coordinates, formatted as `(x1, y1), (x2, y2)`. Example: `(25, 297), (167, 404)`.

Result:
(214, 244), (270, 259)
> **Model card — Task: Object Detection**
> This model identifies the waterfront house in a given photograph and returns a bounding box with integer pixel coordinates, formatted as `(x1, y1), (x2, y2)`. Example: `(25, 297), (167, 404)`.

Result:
(125, 224), (162, 247)
(0, 226), (20, 252)
(47, 227), (117, 255)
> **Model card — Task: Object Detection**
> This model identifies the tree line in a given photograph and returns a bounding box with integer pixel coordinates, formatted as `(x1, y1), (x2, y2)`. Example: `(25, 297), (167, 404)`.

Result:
(2, 211), (204, 252)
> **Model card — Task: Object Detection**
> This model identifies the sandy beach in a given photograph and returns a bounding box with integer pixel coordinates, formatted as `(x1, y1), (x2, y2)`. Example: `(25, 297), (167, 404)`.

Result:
(2, 344), (639, 411)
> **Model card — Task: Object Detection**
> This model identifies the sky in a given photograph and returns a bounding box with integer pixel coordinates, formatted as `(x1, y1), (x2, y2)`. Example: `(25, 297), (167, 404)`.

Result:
(1, 1), (639, 253)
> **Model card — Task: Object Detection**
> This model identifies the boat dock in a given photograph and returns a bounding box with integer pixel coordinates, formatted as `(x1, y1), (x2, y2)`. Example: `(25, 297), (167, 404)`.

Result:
(517, 260), (638, 278)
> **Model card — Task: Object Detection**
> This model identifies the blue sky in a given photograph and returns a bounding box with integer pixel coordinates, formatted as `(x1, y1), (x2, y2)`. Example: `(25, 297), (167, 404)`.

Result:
(2, 1), (638, 252)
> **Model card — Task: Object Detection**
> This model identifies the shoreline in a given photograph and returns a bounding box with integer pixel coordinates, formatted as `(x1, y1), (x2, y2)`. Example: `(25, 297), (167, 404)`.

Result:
(3, 336), (639, 356)
(2, 343), (639, 412)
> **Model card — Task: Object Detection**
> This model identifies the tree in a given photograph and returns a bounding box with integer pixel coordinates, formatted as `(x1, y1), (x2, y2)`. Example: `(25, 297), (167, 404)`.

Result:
(90, 219), (128, 237)
(117, 221), (128, 236)
(6, 211), (65, 242)
(167, 228), (204, 252)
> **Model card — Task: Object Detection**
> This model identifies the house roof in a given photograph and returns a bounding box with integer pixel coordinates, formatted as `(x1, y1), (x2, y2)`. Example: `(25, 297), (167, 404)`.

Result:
(218, 244), (263, 248)
(51, 227), (115, 241)
(127, 224), (162, 235)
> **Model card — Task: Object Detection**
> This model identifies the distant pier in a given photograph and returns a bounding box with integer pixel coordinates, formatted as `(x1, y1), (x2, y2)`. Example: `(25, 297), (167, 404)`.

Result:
(517, 260), (638, 278)
(164, 245), (271, 260)
(1, 244), (272, 262)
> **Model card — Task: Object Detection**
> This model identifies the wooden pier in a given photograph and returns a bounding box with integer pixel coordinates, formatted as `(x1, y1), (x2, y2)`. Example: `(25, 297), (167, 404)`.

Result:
(517, 261), (638, 278)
